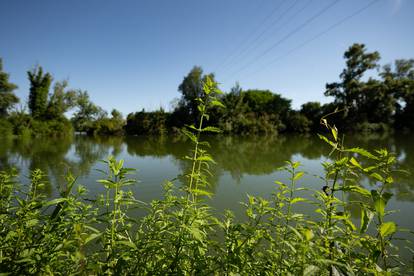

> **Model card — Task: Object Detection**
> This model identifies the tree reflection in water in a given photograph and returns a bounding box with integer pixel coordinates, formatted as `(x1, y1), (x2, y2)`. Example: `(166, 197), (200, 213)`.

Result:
(0, 133), (413, 202)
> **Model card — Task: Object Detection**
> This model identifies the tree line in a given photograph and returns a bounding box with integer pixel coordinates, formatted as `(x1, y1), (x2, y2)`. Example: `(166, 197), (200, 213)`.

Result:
(1, 43), (413, 137)
(0, 62), (123, 137)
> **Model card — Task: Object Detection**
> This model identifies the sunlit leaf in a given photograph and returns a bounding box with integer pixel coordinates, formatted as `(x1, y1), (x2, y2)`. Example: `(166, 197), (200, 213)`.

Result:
(380, 221), (397, 237)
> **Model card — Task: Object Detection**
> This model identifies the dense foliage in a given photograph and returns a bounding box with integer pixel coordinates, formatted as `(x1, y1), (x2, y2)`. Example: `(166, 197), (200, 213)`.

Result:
(1, 42), (414, 137)
(1, 78), (413, 274)
(125, 44), (414, 135)
(0, 61), (123, 137)
(0, 59), (19, 118)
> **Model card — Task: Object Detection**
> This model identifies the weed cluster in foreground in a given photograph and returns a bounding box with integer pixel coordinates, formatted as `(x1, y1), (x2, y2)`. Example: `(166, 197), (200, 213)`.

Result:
(1, 77), (413, 275)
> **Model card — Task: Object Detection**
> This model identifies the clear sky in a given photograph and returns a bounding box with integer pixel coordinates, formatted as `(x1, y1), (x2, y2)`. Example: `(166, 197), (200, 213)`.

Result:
(0, 0), (413, 114)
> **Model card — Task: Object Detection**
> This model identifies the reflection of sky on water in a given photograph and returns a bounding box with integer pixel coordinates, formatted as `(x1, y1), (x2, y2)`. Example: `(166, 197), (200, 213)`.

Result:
(1, 133), (414, 229)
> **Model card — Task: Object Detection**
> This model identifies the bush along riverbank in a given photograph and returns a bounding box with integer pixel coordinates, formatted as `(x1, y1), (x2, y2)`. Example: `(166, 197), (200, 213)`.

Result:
(2, 43), (414, 138)
(1, 77), (413, 275)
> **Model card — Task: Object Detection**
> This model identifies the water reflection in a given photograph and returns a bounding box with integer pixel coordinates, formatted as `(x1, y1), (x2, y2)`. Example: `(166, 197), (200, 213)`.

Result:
(0, 133), (413, 201)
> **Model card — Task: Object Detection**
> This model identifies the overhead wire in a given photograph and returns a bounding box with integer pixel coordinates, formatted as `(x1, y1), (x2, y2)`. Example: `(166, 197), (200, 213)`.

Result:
(213, 0), (286, 73)
(219, 0), (315, 76)
(222, 0), (342, 82)
(237, 0), (380, 81)
(216, 0), (301, 74)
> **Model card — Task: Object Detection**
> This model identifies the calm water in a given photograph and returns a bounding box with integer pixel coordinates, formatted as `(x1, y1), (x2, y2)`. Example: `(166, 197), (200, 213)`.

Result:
(1, 133), (414, 240)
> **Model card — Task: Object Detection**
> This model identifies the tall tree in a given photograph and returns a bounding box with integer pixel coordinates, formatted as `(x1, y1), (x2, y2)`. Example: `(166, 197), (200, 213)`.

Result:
(71, 90), (104, 131)
(381, 59), (414, 129)
(46, 80), (78, 120)
(177, 66), (216, 122)
(28, 66), (52, 118)
(0, 58), (19, 117)
(325, 43), (380, 105)
(324, 43), (380, 126)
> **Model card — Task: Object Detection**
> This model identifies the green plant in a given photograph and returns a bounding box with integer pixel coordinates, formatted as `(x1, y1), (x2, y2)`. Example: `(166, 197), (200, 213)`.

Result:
(0, 77), (413, 275)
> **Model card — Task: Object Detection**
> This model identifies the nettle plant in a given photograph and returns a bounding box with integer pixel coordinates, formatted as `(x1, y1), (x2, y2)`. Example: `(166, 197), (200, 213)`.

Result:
(0, 78), (413, 275)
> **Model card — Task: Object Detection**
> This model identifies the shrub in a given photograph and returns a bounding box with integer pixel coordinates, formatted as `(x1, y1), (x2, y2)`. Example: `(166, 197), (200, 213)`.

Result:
(0, 77), (412, 275)
(0, 119), (13, 137)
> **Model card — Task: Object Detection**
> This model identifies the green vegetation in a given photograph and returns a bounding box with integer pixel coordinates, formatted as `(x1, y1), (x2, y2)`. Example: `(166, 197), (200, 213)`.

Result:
(1, 43), (413, 137)
(125, 43), (414, 135)
(0, 61), (125, 137)
(1, 77), (413, 275)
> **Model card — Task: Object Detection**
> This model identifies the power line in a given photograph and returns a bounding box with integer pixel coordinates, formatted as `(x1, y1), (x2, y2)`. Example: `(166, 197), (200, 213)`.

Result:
(213, 0), (286, 73)
(219, 0), (315, 77)
(222, 0), (342, 82)
(239, 0), (380, 81)
(216, 0), (300, 74)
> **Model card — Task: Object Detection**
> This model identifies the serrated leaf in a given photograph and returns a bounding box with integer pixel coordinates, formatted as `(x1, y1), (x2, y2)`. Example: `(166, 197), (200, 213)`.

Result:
(331, 125), (338, 142)
(181, 129), (197, 142)
(293, 171), (304, 181)
(210, 100), (225, 108)
(304, 229), (314, 241)
(360, 208), (374, 233)
(44, 198), (67, 207)
(380, 221), (397, 237)
(317, 134), (337, 149)
(291, 197), (306, 204)
(349, 157), (363, 169)
(118, 240), (138, 250)
(370, 172), (384, 182)
(304, 265), (319, 275)
(84, 233), (103, 245)
(342, 185), (371, 197)
(191, 189), (213, 198)
(201, 126), (222, 133)
(345, 148), (379, 160)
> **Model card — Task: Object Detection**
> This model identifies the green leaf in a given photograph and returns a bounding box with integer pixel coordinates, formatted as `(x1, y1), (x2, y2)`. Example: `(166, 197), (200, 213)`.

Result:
(304, 229), (314, 241)
(44, 198), (67, 207)
(97, 179), (115, 188)
(345, 148), (379, 160)
(25, 219), (38, 227)
(290, 197), (306, 204)
(380, 221), (397, 237)
(317, 134), (337, 149)
(370, 172), (384, 182)
(293, 171), (305, 181)
(210, 100), (225, 108)
(331, 125), (338, 142)
(291, 161), (300, 169)
(201, 126), (222, 133)
(188, 226), (203, 241)
(84, 233), (103, 245)
(304, 265), (319, 275)
(371, 190), (386, 218)
(181, 129), (197, 142)
(385, 176), (394, 184)
(342, 185), (371, 197)
(360, 207), (374, 233)
(191, 189), (213, 198)
(349, 157), (363, 169)
(118, 240), (138, 250)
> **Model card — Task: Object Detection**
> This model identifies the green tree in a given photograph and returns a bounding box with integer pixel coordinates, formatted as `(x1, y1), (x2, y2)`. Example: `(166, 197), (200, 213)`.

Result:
(300, 102), (323, 131)
(0, 58), (19, 117)
(45, 80), (78, 120)
(325, 43), (380, 106)
(380, 59), (414, 129)
(325, 43), (381, 128)
(176, 66), (216, 123)
(28, 66), (52, 118)
(110, 109), (123, 121)
(71, 90), (104, 132)
(242, 89), (291, 115)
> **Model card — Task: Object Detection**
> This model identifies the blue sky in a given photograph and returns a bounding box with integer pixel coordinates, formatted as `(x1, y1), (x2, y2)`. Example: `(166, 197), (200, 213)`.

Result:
(0, 0), (413, 114)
